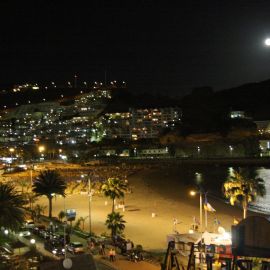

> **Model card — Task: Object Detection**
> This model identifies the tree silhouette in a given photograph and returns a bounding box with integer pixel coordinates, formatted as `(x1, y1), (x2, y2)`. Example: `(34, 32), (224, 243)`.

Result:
(223, 169), (266, 219)
(105, 212), (126, 239)
(0, 183), (26, 231)
(32, 170), (66, 218)
(101, 178), (128, 213)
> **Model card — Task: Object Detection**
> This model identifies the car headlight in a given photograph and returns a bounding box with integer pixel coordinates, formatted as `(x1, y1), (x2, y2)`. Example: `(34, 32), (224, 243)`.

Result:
(27, 232), (31, 236)
(52, 250), (57, 254)
(62, 248), (65, 253)
(19, 233), (23, 237)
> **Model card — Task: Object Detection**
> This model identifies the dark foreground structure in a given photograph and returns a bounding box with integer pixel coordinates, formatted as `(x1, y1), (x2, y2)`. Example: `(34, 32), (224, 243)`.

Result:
(162, 216), (270, 270)
(40, 254), (96, 270)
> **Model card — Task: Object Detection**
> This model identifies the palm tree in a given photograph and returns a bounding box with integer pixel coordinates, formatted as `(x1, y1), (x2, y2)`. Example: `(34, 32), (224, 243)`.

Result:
(33, 204), (47, 221)
(78, 216), (88, 231)
(223, 169), (266, 219)
(32, 170), (66, 218)
(0, 183), (26, 231)
(101, 178), (128, 213)
(105, 212), (126, 239)
(73, 216), (88, 231)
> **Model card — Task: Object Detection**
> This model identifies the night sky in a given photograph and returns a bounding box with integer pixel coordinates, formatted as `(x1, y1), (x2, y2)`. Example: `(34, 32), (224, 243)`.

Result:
(1, 1), (270, 96)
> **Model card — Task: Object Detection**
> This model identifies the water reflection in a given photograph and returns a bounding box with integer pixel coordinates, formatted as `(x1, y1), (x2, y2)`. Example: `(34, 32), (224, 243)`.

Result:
(251, 167), (270, 213)
(198, 165), (270, 214)
(160, 165), (270, 214)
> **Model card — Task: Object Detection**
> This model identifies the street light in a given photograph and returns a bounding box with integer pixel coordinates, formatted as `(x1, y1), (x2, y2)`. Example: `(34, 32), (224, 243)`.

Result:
(30, 238), (36, 244)
(38, 145), (45, 161)
(190, 190), (203, 232)
(88, 175), (92, 236)
(59, 196), (73, 268)
(197, 146), (200, 157)
(81, 174), (93, 236)
(29, 164), (34, 210)
(9, 148), (15, 164)
(229, 145), (233, 157)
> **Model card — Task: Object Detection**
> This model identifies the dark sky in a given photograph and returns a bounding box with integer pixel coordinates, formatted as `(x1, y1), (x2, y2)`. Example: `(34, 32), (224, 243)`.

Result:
(1, 1), (270, 96)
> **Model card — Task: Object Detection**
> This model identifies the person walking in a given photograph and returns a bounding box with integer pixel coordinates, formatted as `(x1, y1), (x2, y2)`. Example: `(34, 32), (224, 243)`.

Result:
(99, 243), (103, 255)
(112, 248), (116, 261)
(109, 248), (114, 262)
(101, 243), (106, 255)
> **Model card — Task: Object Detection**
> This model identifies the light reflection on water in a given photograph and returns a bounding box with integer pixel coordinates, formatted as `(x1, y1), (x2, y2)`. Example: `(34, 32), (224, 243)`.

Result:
(219, 166), (270, 214)
(171, 165), (270, 215)
(251, 167), (270, 214)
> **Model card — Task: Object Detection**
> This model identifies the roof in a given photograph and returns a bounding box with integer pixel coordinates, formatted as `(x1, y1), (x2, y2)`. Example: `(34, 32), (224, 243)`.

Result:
(168, 231), (232, 246)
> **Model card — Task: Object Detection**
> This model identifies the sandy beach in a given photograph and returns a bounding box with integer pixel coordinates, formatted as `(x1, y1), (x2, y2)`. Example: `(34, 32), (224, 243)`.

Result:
(36, 166), (244, 250)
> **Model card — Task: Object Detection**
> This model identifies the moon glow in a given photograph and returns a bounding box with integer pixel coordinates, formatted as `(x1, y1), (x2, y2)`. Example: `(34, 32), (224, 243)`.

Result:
(265, 38), (270, 46)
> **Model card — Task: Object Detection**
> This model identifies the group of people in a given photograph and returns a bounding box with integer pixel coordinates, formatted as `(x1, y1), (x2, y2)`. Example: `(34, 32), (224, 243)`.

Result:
(87, 240), (117, 262)
(78, 164), (142, 183)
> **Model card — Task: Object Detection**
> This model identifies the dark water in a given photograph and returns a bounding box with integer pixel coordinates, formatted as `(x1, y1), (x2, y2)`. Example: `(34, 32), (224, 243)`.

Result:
(159, 164), (270, 214)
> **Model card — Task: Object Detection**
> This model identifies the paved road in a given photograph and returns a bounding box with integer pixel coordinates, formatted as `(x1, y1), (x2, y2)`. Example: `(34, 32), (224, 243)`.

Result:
(95, 255), (160, 270)
(16, 218), (161, 270)
(17, 234), (61, 260)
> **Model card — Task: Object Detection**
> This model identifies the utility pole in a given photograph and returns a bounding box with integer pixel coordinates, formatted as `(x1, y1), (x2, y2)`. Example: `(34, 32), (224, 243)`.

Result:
(199, 192), (203, 232)
(88, 175), (92, 236)
(63, 196), (67, 259)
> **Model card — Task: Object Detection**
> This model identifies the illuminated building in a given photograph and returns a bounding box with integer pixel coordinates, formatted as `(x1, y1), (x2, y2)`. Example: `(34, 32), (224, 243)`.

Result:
(103, 107), (181, 140)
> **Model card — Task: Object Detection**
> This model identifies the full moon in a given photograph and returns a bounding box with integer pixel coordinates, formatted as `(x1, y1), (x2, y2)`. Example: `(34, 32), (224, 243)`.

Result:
(265, 38), (270, 46)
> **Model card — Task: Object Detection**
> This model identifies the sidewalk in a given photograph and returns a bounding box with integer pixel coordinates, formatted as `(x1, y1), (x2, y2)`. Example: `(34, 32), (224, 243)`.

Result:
(40, 217), (161, 270)
(69, 233), (161, 270)
(94, 254), (160, 270)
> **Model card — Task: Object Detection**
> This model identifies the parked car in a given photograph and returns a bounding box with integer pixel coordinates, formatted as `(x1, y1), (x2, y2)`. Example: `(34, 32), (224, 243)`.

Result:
(39, 229), (52, 240)
(127, 250), (144, 262)
(44, 240), (65, 256)
(25, 220), (35, 229)
(67, 242), (84, 254)
(0, 246), (13, 255)
(57, 234), (70, 245)
(32, 225), (46, 236)
(18, 227), (31, 237)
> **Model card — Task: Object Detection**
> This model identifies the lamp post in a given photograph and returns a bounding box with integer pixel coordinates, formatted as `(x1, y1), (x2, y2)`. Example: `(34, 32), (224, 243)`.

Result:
(63, 195), (67, 259)
(81, 174), (93, 236)
(190, 190), (203, 232)
(203, 192), (208, 230)
(62, 195), (73, 269)
(88, 175), (92, 236)
(38, 145), (45, 161)
(9, 147), (15, 164)
(229, 145), (233, 157)
(29, 164), (34, 210)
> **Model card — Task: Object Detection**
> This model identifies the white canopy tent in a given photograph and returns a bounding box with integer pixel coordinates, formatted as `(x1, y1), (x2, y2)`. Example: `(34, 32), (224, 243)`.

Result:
(167, 230), (231, 246)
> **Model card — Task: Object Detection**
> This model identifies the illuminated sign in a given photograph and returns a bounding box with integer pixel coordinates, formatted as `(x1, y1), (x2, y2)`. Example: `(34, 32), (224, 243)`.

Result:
(66, 209), (76, 221)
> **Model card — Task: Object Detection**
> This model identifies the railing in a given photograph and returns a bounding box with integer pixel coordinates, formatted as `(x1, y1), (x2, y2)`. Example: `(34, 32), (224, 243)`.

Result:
(161, 241), (270, 270)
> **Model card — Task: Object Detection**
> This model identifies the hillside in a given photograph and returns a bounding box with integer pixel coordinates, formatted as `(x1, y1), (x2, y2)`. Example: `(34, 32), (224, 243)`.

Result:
(1, 79), (270, 121)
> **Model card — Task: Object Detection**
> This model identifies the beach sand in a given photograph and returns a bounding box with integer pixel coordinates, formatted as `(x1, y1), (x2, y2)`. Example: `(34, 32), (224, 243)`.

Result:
(37, 166), (244, 250)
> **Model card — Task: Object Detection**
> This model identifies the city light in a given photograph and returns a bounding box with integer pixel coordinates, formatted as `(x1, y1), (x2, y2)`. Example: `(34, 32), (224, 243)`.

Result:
(30, 238), (36, 244)
(38, 145), (45, 153)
